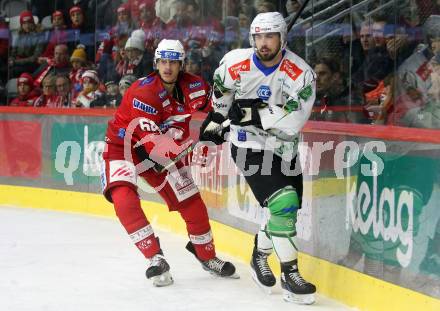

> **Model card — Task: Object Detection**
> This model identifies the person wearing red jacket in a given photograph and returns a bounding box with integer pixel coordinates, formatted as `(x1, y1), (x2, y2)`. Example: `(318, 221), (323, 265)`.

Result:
(9, 73), (39, 107)
(101, 39), (237, 287)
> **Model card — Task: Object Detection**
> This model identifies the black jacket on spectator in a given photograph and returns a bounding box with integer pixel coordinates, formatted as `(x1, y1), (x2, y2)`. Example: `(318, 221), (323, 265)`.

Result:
(90, 93), (122, 108)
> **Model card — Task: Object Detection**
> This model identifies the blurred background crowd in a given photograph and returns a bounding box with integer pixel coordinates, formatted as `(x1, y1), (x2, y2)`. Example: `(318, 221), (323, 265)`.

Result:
(0, 0), (439, 129)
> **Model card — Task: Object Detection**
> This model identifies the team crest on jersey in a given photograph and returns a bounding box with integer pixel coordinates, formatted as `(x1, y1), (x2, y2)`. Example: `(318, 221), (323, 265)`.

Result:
(257, 85), (272, 101)
(133, 98), (158, 115)
(189, 81), (202, 89)
(280, 59), (303, 81)
(228, 59), (251, 80)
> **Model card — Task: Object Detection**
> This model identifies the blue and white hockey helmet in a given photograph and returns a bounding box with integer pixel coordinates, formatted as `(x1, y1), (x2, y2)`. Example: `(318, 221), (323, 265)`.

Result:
(249, 12), (287, 49)
(154, 39), (186, 65)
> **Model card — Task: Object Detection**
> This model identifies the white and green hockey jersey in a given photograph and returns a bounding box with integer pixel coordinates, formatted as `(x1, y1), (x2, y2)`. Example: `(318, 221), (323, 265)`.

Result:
(212, 47), (316, 157)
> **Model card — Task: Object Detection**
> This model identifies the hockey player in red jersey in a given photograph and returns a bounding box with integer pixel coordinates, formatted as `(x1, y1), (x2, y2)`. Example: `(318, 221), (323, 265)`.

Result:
(101, 39), (237, 286)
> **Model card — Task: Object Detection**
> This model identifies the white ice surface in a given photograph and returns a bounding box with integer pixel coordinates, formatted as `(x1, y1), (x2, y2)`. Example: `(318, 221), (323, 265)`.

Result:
(0, 206), (355, 311)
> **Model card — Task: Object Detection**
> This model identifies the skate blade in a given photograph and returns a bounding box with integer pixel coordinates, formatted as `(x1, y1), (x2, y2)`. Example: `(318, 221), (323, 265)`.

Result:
(152, 271), (174, 287)
(250, 268), (273, 294)
(282, 290), (315, 305)
(203, 267), (240, 279)
(208, 270), (240, 279)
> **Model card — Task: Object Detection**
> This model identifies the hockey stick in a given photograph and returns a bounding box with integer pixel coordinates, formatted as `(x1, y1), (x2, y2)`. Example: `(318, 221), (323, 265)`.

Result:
(209, 0), (313, 135)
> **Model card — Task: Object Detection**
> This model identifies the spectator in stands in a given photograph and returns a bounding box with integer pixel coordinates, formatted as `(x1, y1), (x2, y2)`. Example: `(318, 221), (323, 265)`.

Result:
(223, 16), (242, 50)
(9, 73), (39, 107)
(238, 12), (251, 48)
(90, 80), (122, 108)
(313, 57), (364, 122)
(360, 14), (394, 95)
(350, 21), (378, 92)
(69, 45), (88, 100)
(9, 11), (44, 78)
(118, 74), (136, 97)
(34, 44), (71, 87)
(88, 0), (121, 30)
(112, 4), (135, 37)
(364, 74), (395, 124)
(256, 1), (276, 14)
(34, 74), (61, 107)
(55, 74), (73, 107)
(185, 49), (202, 76)
(390, 15), (440, 127)
(285, 0), (303, 25)
(96, 32), (130, 84)
(74, 70), (104, 108)
(138, 0), (164, 38)
(67, 6), (95, 61)
(384, 23), (418, 68)
(41, 11), (69, 59)
(240, 0), (257, 18)
(128, 0), (142, 22)
(116, 37), (152, 79)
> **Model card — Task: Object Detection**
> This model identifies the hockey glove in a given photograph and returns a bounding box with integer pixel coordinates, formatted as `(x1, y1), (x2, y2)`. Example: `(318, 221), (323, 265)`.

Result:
(228, 99), (267, 128)
(199, 111), (228, 145)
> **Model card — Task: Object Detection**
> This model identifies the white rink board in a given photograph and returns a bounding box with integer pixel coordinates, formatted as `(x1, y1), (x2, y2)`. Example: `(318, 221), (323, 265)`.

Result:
(0, 206), (354, 311)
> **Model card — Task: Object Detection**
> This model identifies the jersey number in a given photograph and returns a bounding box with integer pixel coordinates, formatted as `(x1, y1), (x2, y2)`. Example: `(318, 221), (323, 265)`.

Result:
(139, 118), (160, 132)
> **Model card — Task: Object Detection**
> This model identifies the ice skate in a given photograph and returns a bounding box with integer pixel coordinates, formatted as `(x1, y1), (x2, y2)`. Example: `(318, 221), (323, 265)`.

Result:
(250, 235), (276, 294)
(185, 242), (240, 279)
(280, 260), (316, 305)
(146, 251), (173, 287)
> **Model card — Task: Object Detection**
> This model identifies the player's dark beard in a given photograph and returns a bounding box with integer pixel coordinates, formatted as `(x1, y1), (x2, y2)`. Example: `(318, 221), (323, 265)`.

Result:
(256, 43), (282, 62)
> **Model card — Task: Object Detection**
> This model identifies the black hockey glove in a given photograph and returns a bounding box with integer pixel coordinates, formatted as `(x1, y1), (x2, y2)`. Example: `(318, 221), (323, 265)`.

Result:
(228, 99), (267, 128)
(199, 111), (229, 145)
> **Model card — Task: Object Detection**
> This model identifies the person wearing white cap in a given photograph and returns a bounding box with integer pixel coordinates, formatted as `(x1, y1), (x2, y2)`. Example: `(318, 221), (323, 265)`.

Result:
(118, 36), (152, 78)
(74, 70), (104, 108)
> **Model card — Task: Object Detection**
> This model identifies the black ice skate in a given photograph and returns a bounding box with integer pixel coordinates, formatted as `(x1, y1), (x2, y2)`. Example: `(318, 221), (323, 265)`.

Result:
(280, 260), (316, 305)
(145, 250), (173, 287)
(250, 235), (276, 294)
(185, 242), (239, 279)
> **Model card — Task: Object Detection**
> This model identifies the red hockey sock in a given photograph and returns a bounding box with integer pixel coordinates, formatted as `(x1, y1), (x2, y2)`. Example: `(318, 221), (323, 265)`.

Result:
(111, 186), (160, 258)
(179, 195), (216, 261)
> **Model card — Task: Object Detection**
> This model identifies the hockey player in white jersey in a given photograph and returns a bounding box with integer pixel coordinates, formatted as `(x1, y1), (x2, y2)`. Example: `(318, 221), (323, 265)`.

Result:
(199, 12), (317, 304)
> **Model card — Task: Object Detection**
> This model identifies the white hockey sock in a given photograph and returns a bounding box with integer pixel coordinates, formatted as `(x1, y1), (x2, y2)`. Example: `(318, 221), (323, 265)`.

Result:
(271, 235), (298, 263)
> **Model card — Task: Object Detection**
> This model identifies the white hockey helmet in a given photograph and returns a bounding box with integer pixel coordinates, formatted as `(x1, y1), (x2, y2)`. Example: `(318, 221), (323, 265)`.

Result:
(154, 39), (186, 67)
(249, 12), (287, 49)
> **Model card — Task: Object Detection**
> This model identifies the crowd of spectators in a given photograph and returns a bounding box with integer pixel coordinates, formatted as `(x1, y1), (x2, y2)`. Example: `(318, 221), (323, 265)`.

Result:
(1, 0), (439, 129)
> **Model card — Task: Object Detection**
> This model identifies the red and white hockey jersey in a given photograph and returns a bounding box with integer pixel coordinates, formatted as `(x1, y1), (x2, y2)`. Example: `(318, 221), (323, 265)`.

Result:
(106, 71), (211, 159)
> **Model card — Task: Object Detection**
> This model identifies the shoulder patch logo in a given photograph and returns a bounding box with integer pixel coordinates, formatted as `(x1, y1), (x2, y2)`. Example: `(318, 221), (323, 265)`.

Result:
(133, 98), (158, 115)
(280, 59), (303, 81)
(228, 59), (251, 80)
(257, 85), (272, 101)
(140, 76), (154, 86)
(189, 81), (202, 89)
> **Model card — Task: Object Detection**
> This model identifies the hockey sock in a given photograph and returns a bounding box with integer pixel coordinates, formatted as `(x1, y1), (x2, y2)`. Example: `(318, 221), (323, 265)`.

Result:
(178, 196), (216, 261)
(266, 186), (299, 263)
(111, 186), (160, 258)
(257, 220), (273, 255)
